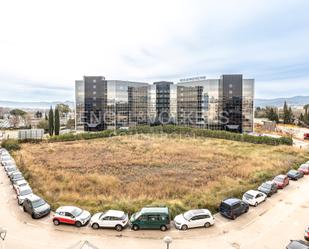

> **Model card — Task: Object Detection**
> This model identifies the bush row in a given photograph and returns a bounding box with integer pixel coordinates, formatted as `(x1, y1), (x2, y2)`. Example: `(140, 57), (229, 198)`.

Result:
(128, 125), (293, 146)
(2, 125), (293, 146)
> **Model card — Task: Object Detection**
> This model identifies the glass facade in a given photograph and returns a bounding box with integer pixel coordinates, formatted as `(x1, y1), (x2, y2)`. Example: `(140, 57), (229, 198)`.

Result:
(75, 75), (254, 133)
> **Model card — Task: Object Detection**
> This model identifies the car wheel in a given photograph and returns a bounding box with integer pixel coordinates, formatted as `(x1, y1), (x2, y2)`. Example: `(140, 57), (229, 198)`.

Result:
(181, 224), (188, 231)
(115, 225), (123, 232)
(23, 206), (27, 212)
(53, 219), (60, 226)
(254, 202), (258, 207)
(204, 222), (211, 228)
(232, 214), (237, 220)
(132, 224), (139, 231)
(31, 213), (36, 219)
(92, 223), (99, 230)
(75, 221), (82, 227)
(160, 225), (167, 231)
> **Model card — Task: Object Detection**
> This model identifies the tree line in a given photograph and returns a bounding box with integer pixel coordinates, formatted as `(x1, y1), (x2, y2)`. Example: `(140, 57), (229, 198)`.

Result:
(255, 101), (308, 126)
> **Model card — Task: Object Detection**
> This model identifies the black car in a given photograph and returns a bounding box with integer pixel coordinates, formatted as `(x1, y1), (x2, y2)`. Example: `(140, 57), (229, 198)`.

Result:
(286, 240), (309, 249)
(219, 198), (249, 220)
(257, 181), (278, 197)
(287, 170), (304, 180)
(23, 194), (51, 219)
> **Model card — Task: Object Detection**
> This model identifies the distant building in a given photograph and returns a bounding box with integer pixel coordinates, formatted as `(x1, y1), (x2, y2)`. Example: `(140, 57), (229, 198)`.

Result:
(75, 74), (254, 132)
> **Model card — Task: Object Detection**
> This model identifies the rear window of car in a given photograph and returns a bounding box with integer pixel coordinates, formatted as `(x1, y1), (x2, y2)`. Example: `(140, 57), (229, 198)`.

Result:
(20, 189), (32, 196)
(220, 202), (231, 211)
(244, 193), (254, 199)
(261, 183), (271, 189)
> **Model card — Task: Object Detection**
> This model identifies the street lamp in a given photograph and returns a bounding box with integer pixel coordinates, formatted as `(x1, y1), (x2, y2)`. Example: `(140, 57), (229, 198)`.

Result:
(163, 236), (172, 249)
(0, 228), (7, 241)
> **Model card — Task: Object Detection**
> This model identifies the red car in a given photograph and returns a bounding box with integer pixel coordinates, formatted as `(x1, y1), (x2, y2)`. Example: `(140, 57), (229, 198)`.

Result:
(52, 206), (91, 227)
(272, 175), (289, 189)
(305, 226), (309, 241)
(298, 164), (309, 175)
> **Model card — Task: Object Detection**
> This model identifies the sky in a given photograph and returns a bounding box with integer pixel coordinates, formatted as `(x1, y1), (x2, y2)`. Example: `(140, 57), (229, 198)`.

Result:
(0, 0), (309, 102)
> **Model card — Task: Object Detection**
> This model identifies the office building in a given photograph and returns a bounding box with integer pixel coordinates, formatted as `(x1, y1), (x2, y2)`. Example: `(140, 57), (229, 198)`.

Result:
(75, 74), (254, 133)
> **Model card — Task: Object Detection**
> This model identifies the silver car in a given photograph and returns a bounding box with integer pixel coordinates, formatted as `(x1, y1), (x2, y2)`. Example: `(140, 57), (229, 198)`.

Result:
(23, 194), (51, 219)
(17, 186), (33, 205)
(13, 179), (29, 193)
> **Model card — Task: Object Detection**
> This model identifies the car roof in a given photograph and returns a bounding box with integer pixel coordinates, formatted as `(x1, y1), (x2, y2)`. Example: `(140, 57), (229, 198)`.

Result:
(186, 209), (211, 215)
(275, 174), (286, 178)
(56, 206), (81, 213)
(19, 185), (32, 191)
(222, 198), (241, 205)
(140, 207), (169, 214)
(245, 190), (261, 196)
(288, 240), (309, 249)
(25, 194), (41, 202)
(16, 179), (28, 184)
(104, 210), (125, 217)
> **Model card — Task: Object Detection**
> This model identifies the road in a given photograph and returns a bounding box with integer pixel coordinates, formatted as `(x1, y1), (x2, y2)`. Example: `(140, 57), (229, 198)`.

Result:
(0, 167), (308, 249)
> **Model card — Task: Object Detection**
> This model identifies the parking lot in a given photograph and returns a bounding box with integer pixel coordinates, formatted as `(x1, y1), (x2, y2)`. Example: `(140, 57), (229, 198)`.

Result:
(1, 158), (309, 249)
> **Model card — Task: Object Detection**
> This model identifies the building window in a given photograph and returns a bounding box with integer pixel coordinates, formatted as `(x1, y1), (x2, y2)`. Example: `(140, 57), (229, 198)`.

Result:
(229, 84), (233, 88)
(229, 90), (233, 95)
(93, 85), (96, 89)
(93, 79), (96, 83)
(93, 91), (96, 95)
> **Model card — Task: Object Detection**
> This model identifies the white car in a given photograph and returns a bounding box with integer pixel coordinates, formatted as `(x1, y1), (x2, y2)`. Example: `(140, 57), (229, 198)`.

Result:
(90, 210), (129, 231)
(174, 209), (215, 230)
(17, 185), (33, 205)
(13, 179), (29, 193)
(53, 206), (91, 227)
(242, 190), (267, 206)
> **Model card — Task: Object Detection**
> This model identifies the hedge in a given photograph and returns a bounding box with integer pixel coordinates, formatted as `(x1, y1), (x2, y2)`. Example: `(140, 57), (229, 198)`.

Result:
(46, 125), (293, 146)
(1, 139), (21, 151)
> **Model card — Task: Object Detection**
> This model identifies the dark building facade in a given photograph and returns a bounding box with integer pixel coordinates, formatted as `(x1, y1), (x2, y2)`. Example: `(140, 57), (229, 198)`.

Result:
(75, 74), (254, 133)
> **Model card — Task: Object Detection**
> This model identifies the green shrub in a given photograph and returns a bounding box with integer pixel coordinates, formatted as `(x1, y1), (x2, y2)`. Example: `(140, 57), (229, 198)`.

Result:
(1, 139), (21, 151)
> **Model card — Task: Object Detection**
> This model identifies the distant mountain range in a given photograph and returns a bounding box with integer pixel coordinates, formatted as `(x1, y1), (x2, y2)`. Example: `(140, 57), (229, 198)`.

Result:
(0, 100), (74, 110)
(0, 96), (308, 109)
(255, 96), (309, 108)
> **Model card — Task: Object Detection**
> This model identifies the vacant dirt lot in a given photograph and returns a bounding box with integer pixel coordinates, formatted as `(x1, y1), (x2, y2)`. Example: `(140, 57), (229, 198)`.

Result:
(13, 134), (309, 216)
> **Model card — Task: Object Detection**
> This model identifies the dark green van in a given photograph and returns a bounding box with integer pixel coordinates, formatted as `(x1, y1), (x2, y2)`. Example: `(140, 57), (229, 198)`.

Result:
(129, 207), (170, 231)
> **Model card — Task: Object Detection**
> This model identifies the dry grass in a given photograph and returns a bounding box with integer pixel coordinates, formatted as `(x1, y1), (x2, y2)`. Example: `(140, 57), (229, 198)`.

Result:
(13, 134), (309, 217)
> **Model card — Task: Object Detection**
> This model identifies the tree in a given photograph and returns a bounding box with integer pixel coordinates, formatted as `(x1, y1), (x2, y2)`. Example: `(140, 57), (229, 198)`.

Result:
(66, 119), (75, 129)
(54, 108), (60, 135)
(56, 104), (71, 117)
(37, 120), (49, 133)
(265, 106), (279, 123)
(35, 111), (43, 119)
(48, 107), (54, 136)
(283, 101), (289, 124)
(9, 109), (27, 128)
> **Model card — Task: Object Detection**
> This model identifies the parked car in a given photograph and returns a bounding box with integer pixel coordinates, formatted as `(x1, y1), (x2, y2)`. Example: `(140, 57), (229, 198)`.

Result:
(305, 227), (309, 242)
(298, 164), (309, 175)
(9, 171), (23, 183)
(174, 209), (214, 230)
(258, 181), (278, 197)
(129, 207), (170, 231)
(219, 198), (249, 220)
(53, 206), (91, 227)
(23, 194), (51, 219)
(5, 166), (18, 177)
(287, 169), (304, 180)
(13, 179), (29, 193)
(90, 210), (129, 231)
(272, 175), (289, 189)
(1, 160), (15, 167)
(17, 186), (33, 205)
(286, 240), (309, 249)
(242, 190), (267, 206)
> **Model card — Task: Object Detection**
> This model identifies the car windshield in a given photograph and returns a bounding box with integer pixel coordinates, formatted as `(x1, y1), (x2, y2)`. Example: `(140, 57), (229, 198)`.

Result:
(261, 183), (271, 189)
(289, 170), (297, 174)
(20, 189), (32, 196)
(71, 208), (83, 217)
(244, 193), (254, 199)
(274, 176), (283, 182)
(183, 211), (194, 220)
(32, 198), (46, 208)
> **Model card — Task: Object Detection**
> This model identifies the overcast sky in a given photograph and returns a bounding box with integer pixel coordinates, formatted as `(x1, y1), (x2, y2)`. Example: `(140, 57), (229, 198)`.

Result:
(0, 0), (309, 101)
